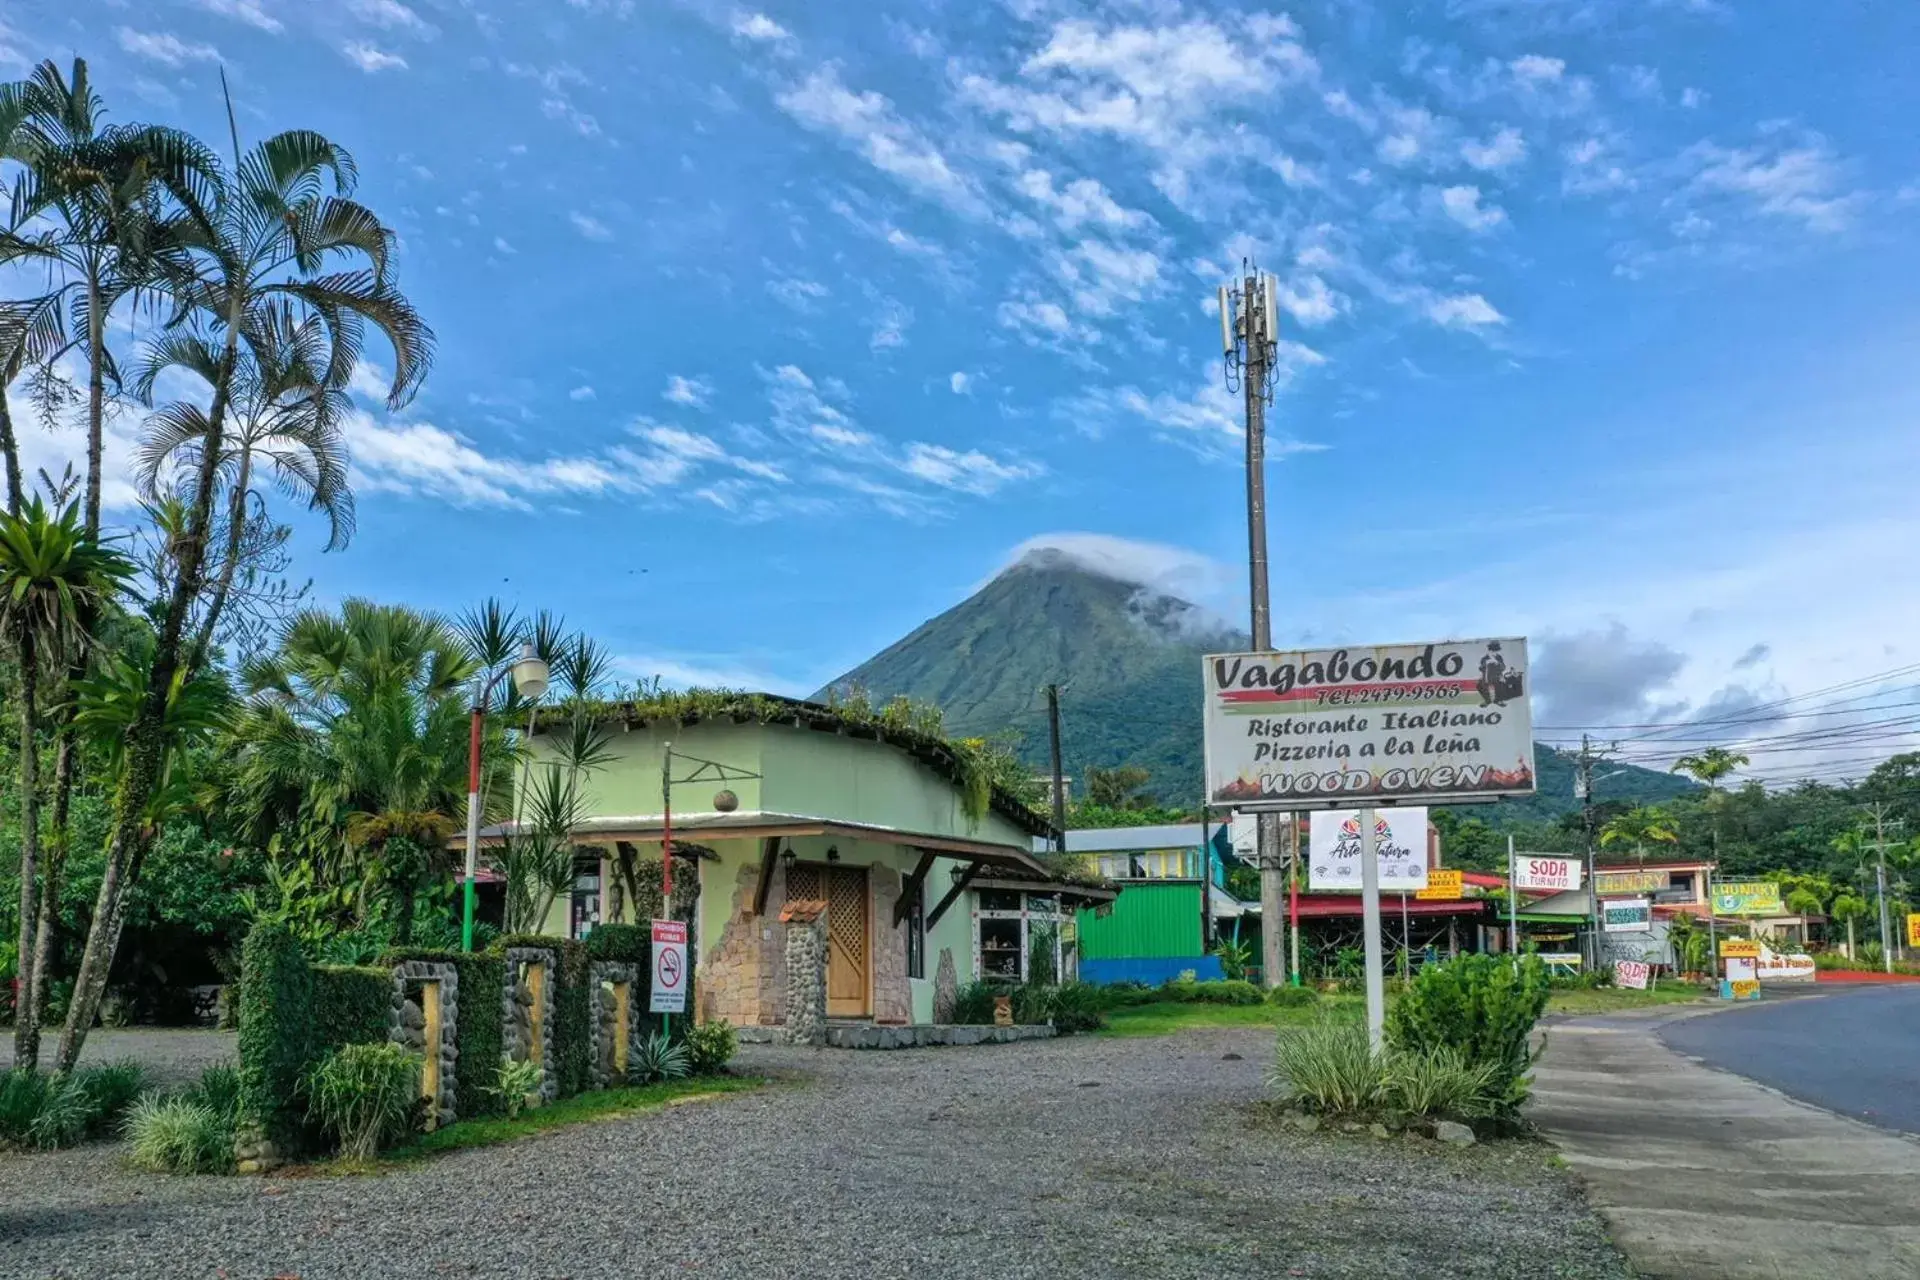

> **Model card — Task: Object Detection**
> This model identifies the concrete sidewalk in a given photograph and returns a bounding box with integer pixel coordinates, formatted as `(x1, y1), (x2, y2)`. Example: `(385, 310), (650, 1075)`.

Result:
(1531, 1006), (1920, 1279)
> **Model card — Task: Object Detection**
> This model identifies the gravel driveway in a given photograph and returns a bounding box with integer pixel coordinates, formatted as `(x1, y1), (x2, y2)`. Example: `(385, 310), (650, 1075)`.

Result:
(0, 1028), (1630, 1280)
(1, 1029), (238, 1092)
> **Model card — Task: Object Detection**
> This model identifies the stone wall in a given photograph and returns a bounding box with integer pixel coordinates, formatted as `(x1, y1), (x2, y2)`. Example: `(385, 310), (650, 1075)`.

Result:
(390, 960), (460, 1129)
(783, 915), (827, 1046)
(588, 961), (640, 1090)
(700, 855), (788, 1027)
(933, 948), (958, 1024)
(501, 947), (559, 1101)
(869, 862), (911, 1025)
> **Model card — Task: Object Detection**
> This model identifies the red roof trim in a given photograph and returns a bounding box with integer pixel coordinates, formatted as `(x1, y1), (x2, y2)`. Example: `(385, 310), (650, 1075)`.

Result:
(1292, 895), (1489, 919)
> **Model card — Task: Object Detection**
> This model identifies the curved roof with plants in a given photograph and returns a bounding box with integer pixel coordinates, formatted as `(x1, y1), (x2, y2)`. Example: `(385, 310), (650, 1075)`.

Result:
(539, 687), (1054, 838)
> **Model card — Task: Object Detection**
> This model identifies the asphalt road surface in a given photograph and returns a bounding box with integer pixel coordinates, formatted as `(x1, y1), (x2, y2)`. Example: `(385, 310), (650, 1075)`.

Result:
(1661, 985), (1920, 1134)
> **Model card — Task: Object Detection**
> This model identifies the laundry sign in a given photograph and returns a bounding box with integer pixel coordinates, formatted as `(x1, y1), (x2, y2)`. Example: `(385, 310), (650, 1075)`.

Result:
(1308, 807), (1429, 891)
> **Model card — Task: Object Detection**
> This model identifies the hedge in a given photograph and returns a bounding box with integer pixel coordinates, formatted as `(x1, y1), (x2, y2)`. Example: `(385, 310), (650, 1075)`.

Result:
(381, 948), (506, 1120)
(312, 965), (392, 1059)
(584, 923), (647, 963)
(236, 923), (314, 1155)
(491, 934), (594, 1098)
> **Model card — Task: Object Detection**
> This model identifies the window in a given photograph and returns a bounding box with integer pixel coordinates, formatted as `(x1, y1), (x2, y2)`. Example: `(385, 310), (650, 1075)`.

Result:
(905, 876), (926, 980)
(978, 917), (1023, 980)
(570, 865), (601, 938)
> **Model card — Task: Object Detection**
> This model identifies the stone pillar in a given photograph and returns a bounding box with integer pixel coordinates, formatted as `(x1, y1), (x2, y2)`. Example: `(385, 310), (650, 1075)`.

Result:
(390, 959), (459, 1129)
(780, 903), (828, 1047)
(933, 948), (958, 1024)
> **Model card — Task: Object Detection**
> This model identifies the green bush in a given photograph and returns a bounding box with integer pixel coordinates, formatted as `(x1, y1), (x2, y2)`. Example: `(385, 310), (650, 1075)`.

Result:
(1010, 982), (1055, 1025)
(1386, 954), (1550, 1110)
(685, 1019), (738, 1074)
(124, 1095), (235, 1174)
(236, 921), (315, 1154)
(312, 965), (393, 1059)
(382, 948), (506, 1120)
(630, 1031), (690, 1085)
(1050, 982), (1107, 1033)
(1269, 1021), (1386, 1115)
(1161, 978), (1264, 1006)
(1267, 985), (1321, 1008)
(951, 980), (997, 1026)
(0, 1070), (109, 1150)
(488, 1059), (545, 1119)
(1383, 1047), (1504, 1121)
(186, 1065), (242, 1119)
(76, 1060), (147, 1131)
(307, 1042), (422, 1161)
(584, 924), (648, 963)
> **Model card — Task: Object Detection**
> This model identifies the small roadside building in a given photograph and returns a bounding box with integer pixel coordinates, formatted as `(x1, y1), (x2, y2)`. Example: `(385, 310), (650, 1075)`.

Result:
(491, 693), (1112, 1029)
(1045, 824), (1252, 984)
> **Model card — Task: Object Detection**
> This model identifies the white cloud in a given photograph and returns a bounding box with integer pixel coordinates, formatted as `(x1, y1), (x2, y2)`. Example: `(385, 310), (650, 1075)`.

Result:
(1438, 184), (1508, 232)
(493, 236), (515, 254)
(191, 0), (282, 33)
(775, 66), (984, 215)
(1680, 87), (1707, 109)
(1063, 360), (1326, 458)
(569, 211), (614, 240)
(1014, 169), (1151, 232)
(349, 0), (430, 34)
(1461, 126), (1526, 171)
(997, 295), (1096, 348)
(1427, 293), (1506, 329)
(1511, 54), (1565, 84)
(950, 371), (972, 395)
(663, 375), (711, 408)
(1682, 129), (1863, 233)
(613, 651), (809, 696)
(869, 298), (912, 352)
(1000, 532), (1239, 611)
(541, 98), (602, 137)
(1276, 275), (1342, 326)
(731, 12), (790, 42)
(1048, 239), (1162, 316)
(569, 385), (596, 401)
(342, 41), (408, 72)
(766, 275), (829, 312)
(1563, 136), (1633, 195)
(898, 444), (1042, 496)
(115, 28), (220, 66)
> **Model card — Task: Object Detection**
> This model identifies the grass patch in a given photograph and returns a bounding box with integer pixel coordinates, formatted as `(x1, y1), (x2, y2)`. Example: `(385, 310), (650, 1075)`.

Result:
(1103, 996), (1366, 1037)
(332, 1075), (766, 1169)
(1545, 980), (1706, 1016)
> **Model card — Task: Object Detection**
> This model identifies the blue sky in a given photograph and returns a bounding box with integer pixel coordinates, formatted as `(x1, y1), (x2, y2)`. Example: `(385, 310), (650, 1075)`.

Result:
(6, 0), (1920, 781)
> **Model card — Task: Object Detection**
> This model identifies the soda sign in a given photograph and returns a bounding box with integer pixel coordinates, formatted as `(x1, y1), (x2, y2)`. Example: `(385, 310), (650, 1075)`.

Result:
(1513, 855), (1583, 892)
(1613, 960), (1652, 991)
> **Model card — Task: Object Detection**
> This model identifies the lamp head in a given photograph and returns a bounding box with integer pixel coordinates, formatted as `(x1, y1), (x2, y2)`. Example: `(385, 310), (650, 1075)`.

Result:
(510, 642), (551, 701)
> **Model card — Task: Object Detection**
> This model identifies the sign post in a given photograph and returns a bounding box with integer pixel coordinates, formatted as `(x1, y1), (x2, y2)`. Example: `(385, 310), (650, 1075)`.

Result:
(1359, 808), (1385, 1051)
(1506, 835), (1518, 961)
(650, 918), (688, 1035)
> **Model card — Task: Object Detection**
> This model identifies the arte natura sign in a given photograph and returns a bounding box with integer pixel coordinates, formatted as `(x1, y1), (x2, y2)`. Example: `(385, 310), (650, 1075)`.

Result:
(1203, 637), (1535, 810)
(1308, 808), (1429, 891)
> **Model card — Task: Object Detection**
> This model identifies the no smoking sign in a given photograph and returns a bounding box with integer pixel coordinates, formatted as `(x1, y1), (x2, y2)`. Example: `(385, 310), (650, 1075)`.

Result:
(650, 919), (688, 1014)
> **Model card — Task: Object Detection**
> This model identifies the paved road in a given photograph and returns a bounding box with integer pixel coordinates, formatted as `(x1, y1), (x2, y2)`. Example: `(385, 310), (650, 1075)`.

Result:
(1532, 1007), (1920, 1280)
(0, 1028), (1631, 1280)
(1661, 985), (1920, 1134)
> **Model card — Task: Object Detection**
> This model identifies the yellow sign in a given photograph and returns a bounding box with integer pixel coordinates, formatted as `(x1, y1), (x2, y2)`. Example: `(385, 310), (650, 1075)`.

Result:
(1719, 939), (1761, 959)
(1416, 869), (1465, 901)
(1595, 869), (1668, 895)
(1907, 914), (1920, 949)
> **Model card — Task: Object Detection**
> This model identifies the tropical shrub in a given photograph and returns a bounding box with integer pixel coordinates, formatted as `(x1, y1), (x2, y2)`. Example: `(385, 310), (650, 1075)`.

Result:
(76, 1060), (147, 1126)
(950, 980), (998, 1026)
(488, 1059), (546, 1119)
(1010, 982), (1056, 1025)
(1210, 936), (1254, 982)
(186, 1064), (242, 1118)
(123, 1095), (235, 1174)
(1161, 978), (1264, 1006)
(1267, 985), (1321, 1008)
(306, 1042), (422, 1161)
(684, 1019), (738, 1074)
(1382, 1047), (1504, 1121)
(630, 1031), (690, 1085)
(1268, 1021), (1386, 1115)
(1049, 982), (1107, 1033)
(1386, 954), (1550, 1110)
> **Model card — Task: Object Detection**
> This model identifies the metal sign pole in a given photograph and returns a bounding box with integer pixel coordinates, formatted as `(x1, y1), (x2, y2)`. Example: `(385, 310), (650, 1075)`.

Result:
(1507, 835), (1518, 965)
(1360, 807), (1385, 1052)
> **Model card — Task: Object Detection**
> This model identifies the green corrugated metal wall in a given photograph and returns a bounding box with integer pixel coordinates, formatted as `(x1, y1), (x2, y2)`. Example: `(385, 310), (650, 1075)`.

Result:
(1077, 881), (1201, 959)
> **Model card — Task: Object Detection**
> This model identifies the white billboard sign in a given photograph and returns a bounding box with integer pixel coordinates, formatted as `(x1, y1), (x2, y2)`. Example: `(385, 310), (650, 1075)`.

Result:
(1309, 808), (1429, 892)
(1202, 637), (1534, 811)
(1601, 898), (1653, 933)
(1513, 855), (1583, 893)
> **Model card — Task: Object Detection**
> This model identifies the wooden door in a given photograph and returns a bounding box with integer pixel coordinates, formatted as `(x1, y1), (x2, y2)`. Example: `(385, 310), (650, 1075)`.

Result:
(826, 865), (870, 1017)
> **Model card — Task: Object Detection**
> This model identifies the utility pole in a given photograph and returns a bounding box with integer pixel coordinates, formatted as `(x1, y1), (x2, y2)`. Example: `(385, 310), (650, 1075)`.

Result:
(1574, 735), (1618, 970)
(1045, 683), (1067, 856)
(1221, 263), (1286, 987)
(1864, 802), (1905, 975)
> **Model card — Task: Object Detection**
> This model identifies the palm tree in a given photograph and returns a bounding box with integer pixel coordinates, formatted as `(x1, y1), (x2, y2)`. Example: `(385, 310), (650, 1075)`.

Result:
(134, 301), (354, 665)
(0, 58), (218, 531)
(59, 125), (431, 1069)
(1599, 805), (1681, 864)
(1830, 893), (1870, 960)
(1671, 746), (1750, 863)
(0, 495), (132, 1064)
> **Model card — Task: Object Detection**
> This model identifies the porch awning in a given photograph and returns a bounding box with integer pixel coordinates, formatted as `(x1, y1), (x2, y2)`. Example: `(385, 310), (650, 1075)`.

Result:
(458, 810), (1052, 878)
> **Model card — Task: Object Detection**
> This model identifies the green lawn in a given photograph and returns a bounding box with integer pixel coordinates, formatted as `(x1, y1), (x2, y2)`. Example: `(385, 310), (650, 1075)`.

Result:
(318, 1075), (766, 1172)
(1544, 980), (1708, 1016)
(1101, 996), (1365, 1037)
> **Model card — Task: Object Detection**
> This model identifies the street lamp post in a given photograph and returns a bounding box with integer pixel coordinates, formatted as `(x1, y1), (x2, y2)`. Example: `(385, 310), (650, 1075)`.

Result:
(463, 643), (551, 952)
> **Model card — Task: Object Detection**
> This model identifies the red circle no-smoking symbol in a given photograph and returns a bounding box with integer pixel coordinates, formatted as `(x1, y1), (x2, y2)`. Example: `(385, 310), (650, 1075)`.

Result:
(657, 947), (683, 989)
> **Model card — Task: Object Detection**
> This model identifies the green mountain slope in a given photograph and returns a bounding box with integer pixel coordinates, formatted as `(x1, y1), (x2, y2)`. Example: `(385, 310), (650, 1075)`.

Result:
(819, 553), (1696, 818)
